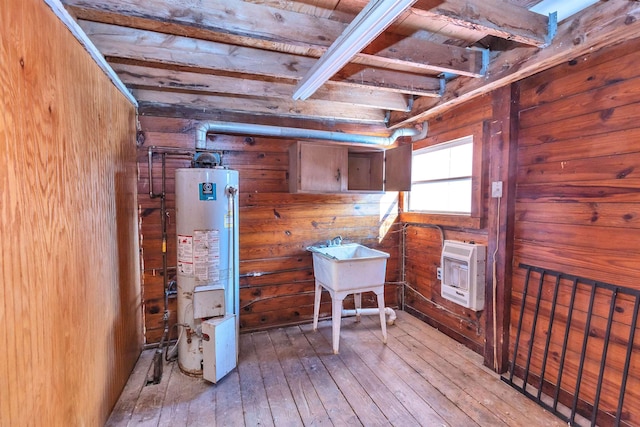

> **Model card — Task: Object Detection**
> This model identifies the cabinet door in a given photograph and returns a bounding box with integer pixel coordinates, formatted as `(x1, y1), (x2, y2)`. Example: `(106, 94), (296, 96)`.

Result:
(298, 143), (347, 192)
(384, 144), (412, 191)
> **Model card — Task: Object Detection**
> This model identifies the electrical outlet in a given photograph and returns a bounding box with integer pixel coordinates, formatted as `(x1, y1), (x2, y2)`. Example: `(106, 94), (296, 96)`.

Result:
(436, 267), (442, 280)
(491, 181), (503, 198)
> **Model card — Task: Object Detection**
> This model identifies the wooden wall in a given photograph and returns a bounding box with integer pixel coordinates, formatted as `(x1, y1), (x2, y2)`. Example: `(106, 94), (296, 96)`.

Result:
(512, 39), (640, 425)
(1, 1), (142, 425)
(138, 116), (402, 343)
(400, 94), (496, 353)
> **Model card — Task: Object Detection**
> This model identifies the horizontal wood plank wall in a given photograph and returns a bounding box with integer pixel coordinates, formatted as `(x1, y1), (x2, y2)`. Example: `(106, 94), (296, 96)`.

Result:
(512, 38), (640, 425)
(0, 1), (142, 425)
(138, 116), (402, 342)
(401, 95), (492, 353)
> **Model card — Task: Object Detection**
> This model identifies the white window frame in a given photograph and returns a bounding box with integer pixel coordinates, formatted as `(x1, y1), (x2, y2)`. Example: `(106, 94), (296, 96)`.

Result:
(401, 123), (485, 229)
(408, 135), (473, 215)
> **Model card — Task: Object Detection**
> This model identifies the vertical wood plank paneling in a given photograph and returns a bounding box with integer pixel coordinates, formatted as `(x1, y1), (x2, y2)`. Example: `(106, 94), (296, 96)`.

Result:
(1, 0), (142, 425)
(512, 37), (640, 425)
(0, 2), (22, 422)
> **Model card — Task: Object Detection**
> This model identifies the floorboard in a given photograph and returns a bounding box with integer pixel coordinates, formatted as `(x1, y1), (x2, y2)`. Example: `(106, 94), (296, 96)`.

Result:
(302, 323), (391, 426)
(107, 311), (566, 426)
(284, 325), (360, 425)
(238, 333), (275, 427)
(252, 331), (303, 426)
(269, 328), (332, 426)
(325, 317), (473, 426)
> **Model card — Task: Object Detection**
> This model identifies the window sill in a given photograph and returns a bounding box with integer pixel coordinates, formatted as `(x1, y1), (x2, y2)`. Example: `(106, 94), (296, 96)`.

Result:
(399, 211), (482, 229)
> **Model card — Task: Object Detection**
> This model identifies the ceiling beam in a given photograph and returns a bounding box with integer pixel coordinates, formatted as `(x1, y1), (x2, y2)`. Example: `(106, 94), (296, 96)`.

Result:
(63, 0), (483, 77)
(411, 0), (550, 47)
(132, 89), (387, 123)
(80, 20), (441, 96)
(389, 0), (640, 127)
(110, 62), (412, 111)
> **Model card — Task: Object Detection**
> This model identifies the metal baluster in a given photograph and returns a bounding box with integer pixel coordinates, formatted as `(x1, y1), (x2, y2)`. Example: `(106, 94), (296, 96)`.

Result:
(615, 294), (640, 424)
(570, 283), (597, 425)
(522, 269), (545, 397)
(553, 277), (578, 413)
(590, 287), (618, 426)
(509, 265), (532, 384)
(537, 273), (561, 401)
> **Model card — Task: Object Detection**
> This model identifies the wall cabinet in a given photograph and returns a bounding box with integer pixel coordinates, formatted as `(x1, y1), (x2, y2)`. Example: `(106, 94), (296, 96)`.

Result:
(289, 141), (412, 193)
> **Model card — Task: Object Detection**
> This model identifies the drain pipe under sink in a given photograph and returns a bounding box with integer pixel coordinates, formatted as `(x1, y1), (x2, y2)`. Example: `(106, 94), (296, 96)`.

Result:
(342, 307), (397, 325)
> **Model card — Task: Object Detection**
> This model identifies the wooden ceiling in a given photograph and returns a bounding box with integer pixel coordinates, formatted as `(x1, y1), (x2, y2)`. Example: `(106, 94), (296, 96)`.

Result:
(61, 0), (639, 131)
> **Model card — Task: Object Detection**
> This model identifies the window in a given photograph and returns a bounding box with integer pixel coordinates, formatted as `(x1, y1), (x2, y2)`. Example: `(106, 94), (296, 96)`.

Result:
(408, 135), (473, 214)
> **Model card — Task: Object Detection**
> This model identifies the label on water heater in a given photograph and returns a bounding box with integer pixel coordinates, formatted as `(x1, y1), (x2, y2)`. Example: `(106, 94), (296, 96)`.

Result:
(177, 234), (194, 276)
(193, 229), (220, 284)
(199, 182), (216, 201)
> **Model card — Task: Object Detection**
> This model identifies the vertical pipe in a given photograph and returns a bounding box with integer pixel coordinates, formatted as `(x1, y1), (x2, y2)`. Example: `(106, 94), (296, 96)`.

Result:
(591, 288), (618, 426)
(616, 295), (640, 423)
(570, 283), (597, 425)
(154, 153), (169, 384)
(400, 224), (407, 310)
(537, 273), (561, 400)
(148, 148), (155, 197)
(553, 277), (579, 411)
(226, 185), (240, 361)
(161, 152), (168, 334)
(522, 270), (545, 395)
(509, 265), (532, 383)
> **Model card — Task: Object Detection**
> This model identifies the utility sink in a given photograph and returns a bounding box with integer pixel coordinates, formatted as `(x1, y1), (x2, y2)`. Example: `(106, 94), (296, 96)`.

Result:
(308, 243), (390, 293)
(308, 243), (390, 354)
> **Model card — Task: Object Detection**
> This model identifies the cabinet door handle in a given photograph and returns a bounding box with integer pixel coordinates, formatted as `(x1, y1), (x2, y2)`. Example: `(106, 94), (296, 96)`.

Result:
(335, 168), (341, 182)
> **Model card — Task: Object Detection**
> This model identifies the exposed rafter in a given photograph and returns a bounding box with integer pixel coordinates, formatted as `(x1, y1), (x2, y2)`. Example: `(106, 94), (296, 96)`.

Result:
(80, 20), (442, 97)
(65, 0), (483, 77)
(411, 0), (550, 46)
(111, 62), (413, 112)
(389, 0), (640, 127)
(58, 0), (617, 125)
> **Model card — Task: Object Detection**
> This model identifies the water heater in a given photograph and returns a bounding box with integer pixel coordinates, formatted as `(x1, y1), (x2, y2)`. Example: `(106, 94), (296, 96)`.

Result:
(175, 167), (239, 381)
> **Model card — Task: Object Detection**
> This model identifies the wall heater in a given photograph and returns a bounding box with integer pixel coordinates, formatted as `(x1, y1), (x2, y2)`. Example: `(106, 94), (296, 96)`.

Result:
(440, 240), (486, 311)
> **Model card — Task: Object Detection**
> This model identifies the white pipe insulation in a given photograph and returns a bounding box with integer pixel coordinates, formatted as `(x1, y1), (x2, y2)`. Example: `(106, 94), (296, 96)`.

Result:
(342, 307), (397, 325)
(195, 121), (428, 150)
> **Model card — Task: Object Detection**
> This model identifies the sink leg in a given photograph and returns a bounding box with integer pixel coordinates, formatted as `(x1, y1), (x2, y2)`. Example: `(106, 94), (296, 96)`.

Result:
(376, 290), (387, 345)
(313, 281), (322, 331)
(354, 293), (362, 322)
(332, 297), (343, 354)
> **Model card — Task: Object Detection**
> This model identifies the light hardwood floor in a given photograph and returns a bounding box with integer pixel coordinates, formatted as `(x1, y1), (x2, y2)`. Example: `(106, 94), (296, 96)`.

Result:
(106, 311), (565, 426)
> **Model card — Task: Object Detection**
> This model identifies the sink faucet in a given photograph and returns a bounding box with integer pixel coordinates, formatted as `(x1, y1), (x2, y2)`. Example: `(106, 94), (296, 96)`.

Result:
(329, 235), (343, 246)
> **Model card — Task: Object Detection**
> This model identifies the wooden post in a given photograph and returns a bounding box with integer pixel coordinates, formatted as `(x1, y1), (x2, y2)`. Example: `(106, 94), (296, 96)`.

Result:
(484, 84), (518, 373)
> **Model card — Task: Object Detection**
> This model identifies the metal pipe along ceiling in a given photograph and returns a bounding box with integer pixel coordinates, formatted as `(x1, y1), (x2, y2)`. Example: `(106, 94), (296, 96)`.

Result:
(194, 121), (428, 149)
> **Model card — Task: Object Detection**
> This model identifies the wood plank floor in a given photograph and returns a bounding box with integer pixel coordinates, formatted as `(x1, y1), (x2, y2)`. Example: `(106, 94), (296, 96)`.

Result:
(107, 311), (566, 426)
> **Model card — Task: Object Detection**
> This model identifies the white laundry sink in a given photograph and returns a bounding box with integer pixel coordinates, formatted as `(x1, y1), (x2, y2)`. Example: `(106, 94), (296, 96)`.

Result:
(308, 243), (389, 293)
(309, 243), (391, 354)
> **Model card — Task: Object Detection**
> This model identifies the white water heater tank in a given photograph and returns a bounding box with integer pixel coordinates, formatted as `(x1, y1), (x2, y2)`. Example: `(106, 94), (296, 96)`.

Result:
(175, 167), (239, 378)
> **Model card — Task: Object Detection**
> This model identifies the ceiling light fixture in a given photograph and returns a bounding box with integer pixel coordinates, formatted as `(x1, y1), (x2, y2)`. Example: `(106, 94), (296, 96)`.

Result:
(292, 0), (417, 101)
(529, 0), (598, 21)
